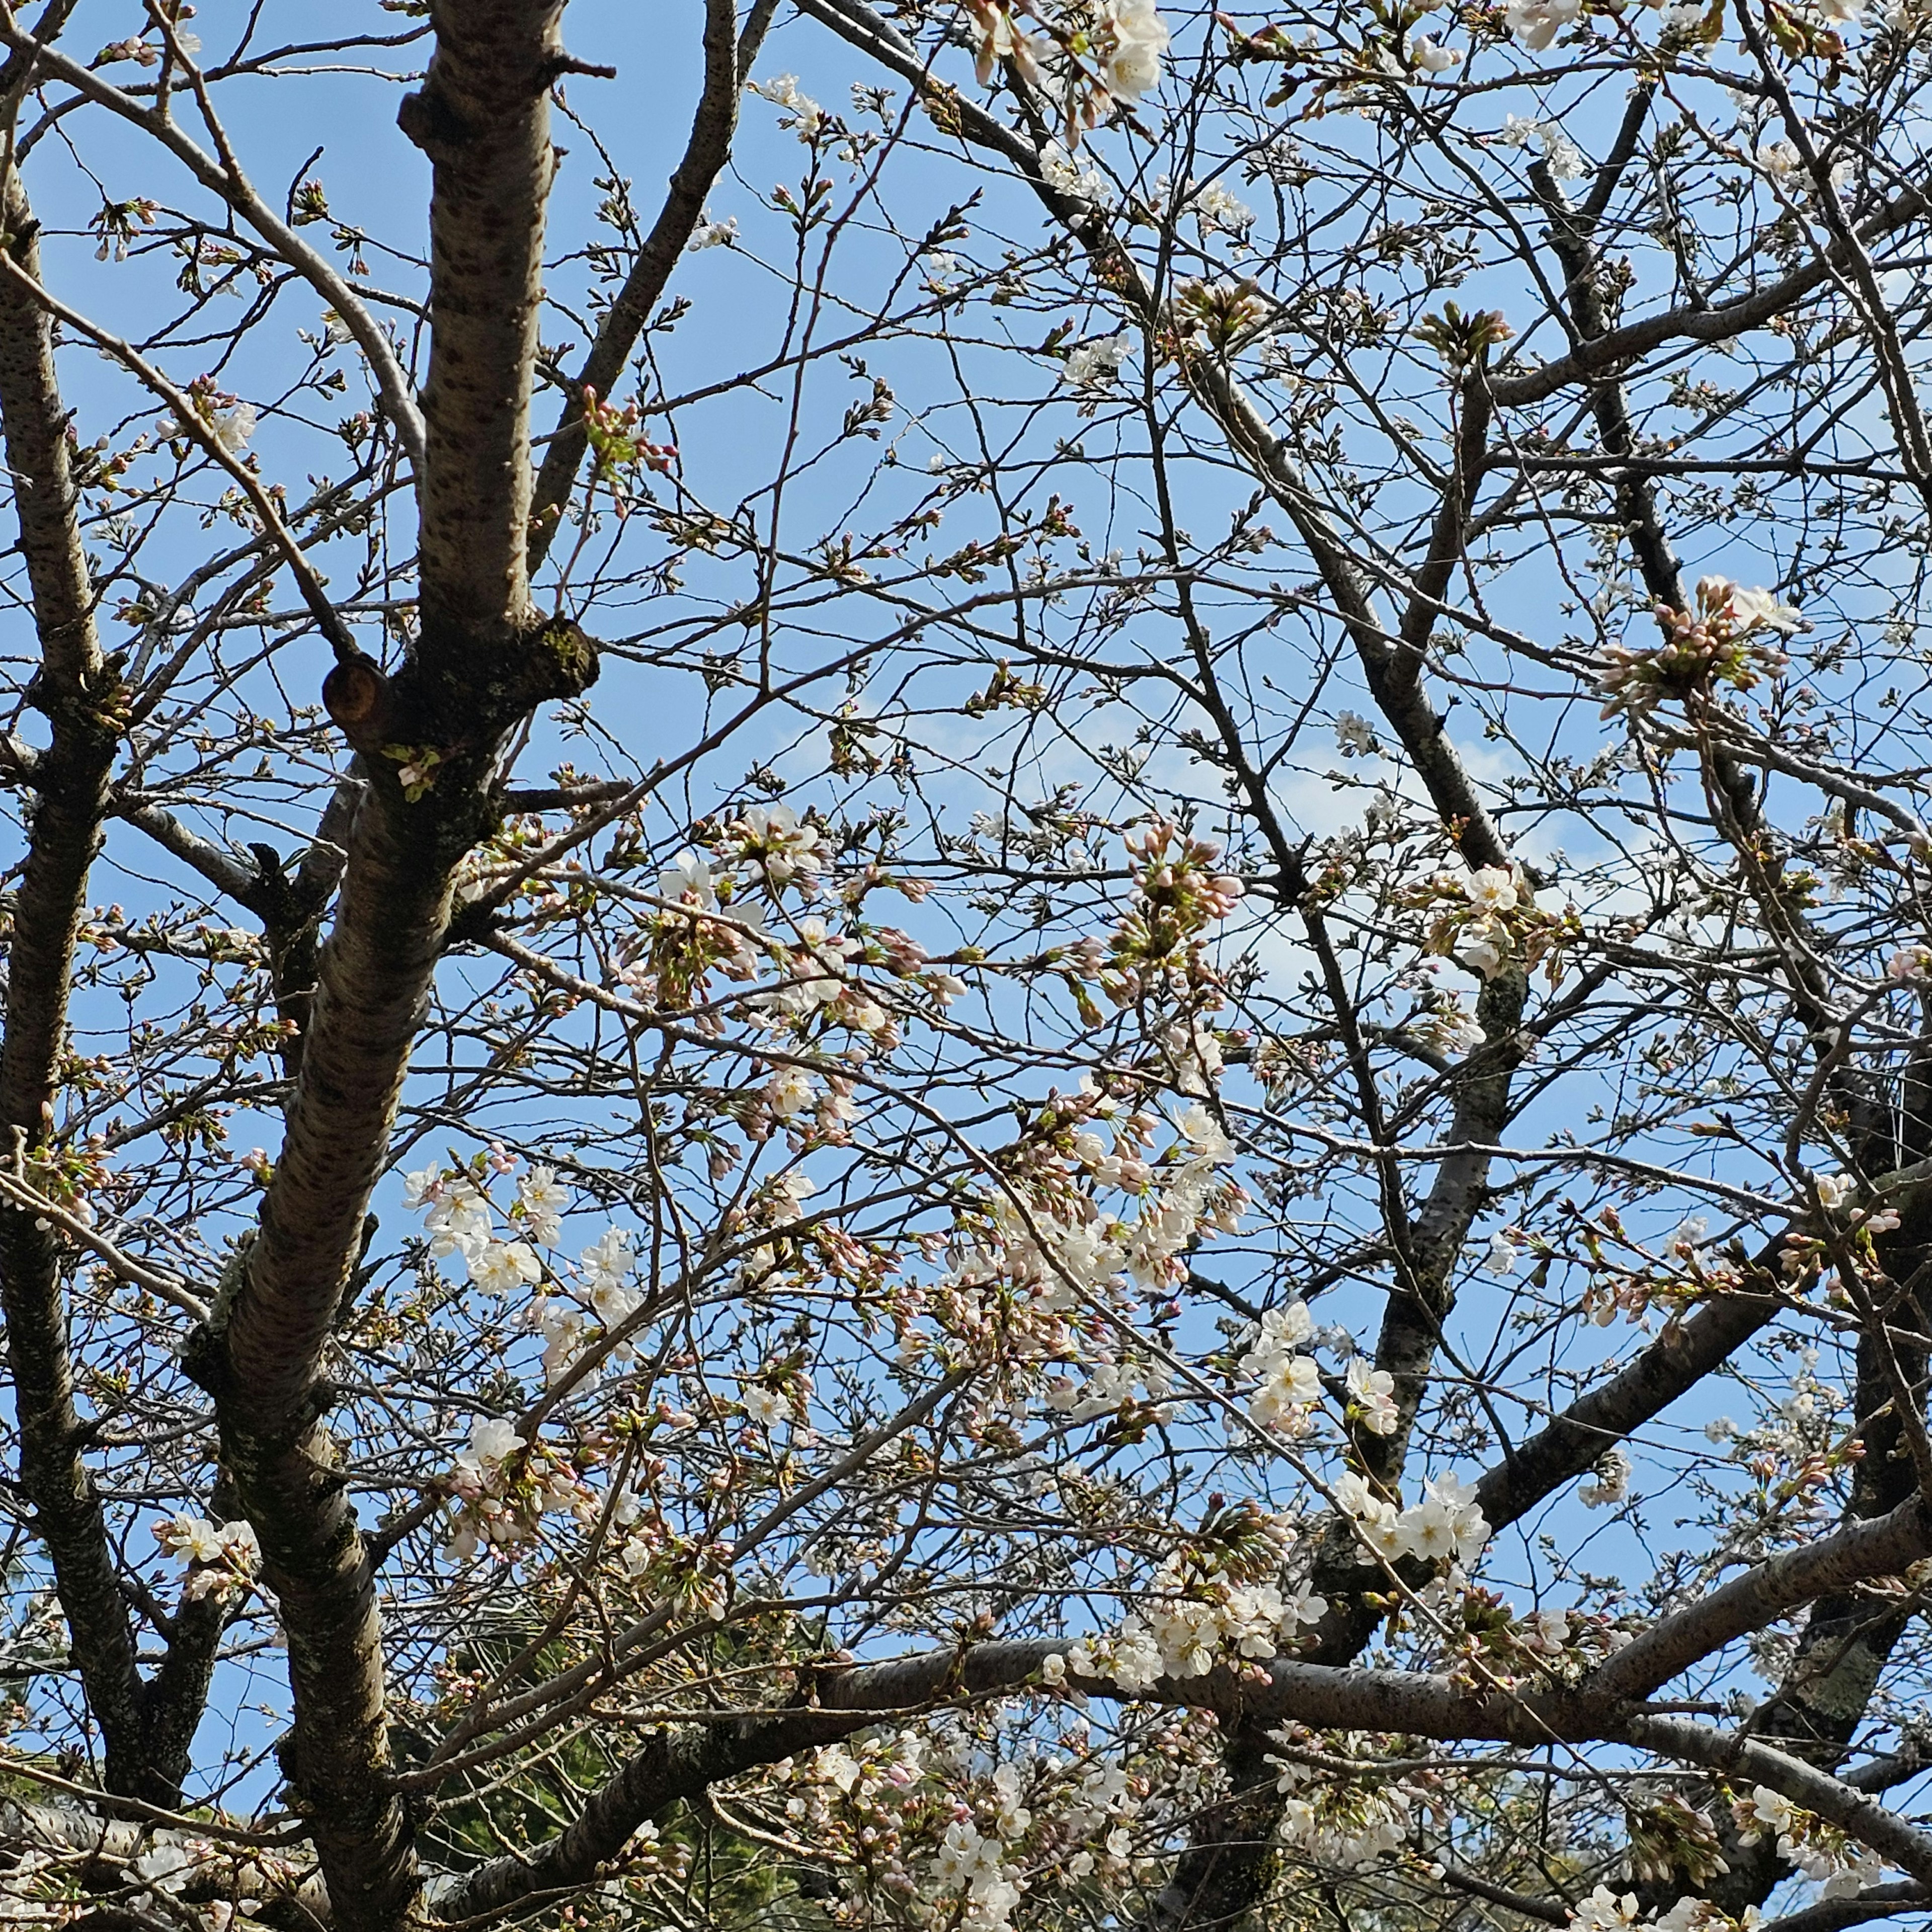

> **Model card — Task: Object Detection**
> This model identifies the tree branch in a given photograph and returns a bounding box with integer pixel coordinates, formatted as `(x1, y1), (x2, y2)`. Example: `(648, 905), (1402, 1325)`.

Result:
(0, 164), (165, 1804)
(526, 0), (776, 571)
(0, 2), (425, 471)
(433, 1639), (1932, 1925)
(1588, 1491), (1932, 1701)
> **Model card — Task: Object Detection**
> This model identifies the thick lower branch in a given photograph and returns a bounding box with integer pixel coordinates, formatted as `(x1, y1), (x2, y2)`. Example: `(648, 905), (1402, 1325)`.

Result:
(434, 1637), (1932, 1925)
(0, 170), (165, 1804)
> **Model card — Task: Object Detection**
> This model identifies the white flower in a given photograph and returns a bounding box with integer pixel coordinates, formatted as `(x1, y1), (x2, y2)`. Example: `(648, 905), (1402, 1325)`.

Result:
(1345, 1356), (1399, 1434)
(1456, 923), (1507, 981)
(133, 1844), (195, 1893)
(468, 1238), (541, 1294)
(657, 847), (717, 910)
(1176, 1102), (1233, 1160)
(751, 73), (825, 139)
(1283, 1581), (1329, 1629)
(1484, 1230), (1520, 1275)
(211, 402), (257, 453)
(1397, 1491), (1464, 1562)
(1820, 1847), (1885, 1899)
(1192, 180), (1254, 233)
(1815, 1171), (1854, 1209)
(1040, 140), (1113, 206)
(518, 1165), (568, 1245)
(1505, 0), (1581, 46)
(1335, 710), (1378, 755)
(1741, 1785), (1797, 1841)
(401, 1165), (443, 1210)
(1096, 0), (1169, 102)
(1494, 115), (1587, 176)
(424, 1177), (493, 1267)
(1063, 333), (1133, 392)
(1570, 1884), (1642, 1932)
(1250, 1351), (1322, 1431)
(688, 214), (738, 251)
(1526, 1607), (1570, 1652)
(468, 1417), (526, 1466)
(1463, 865), (1519, 914)
(1759, 139), (1803, 178)
(1430, 1003), (1487, 1056)
(1409, 33), (1463, 69)
(1579, 1445), (1631, 1508)
(1381, 1473), (1490, 1565)
(156, 1512), (229, 1566)
(1723, 582), (1803, 633)
(581, 1226), (633, 1288)
(1542, 129), (1590, 179)
(743, 1380), (793, 1427)
(220, 1519), (262, 1572)
(765, 1066), (817, 1118)
(1238, 1300), (1313, 1375)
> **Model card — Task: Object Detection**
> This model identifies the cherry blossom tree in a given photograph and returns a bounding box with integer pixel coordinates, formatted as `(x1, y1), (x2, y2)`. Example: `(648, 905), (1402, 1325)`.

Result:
(2, 3), (1931, 1932)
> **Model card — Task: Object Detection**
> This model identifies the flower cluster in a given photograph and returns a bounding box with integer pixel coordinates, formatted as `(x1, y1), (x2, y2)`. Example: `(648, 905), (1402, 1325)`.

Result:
(154, 1512), (261, 1603)
(726, 800), (827, 889)
(404, 1151), (651, 1391)
(770, 1725), (1160, 1929)
(919, 1093), (1245, 1422)
(1066, 1504), (1323, 1689)
(934, 1816), (1028, 1930)
(1409, 859), (1565, 985)
(1494, 113), (1588, 179)
(1575, 1886), (1768, 1932)
(965, 0), (1169, 142)
(443, 1413), (598, 1560)
(1063, 331), (1133, 397)
(1733, 1785), (1890, 1898)
(1597, 575), (1802, 718)
(1505, 0), (1580, 51)
(1039, 138), (1113, 205)
(1236, 1298), (1399, 1439)
(1579, 1445), (1632, 1508)
(1081, 819), (1245, 1015)
(1190, 179), (1254, 235)
(847, 1047), (1243, 1422)
(1334, 710), (1379, 756)
(1332, 1468), (1490, 1571)
(750, 73), (825, 141)
(525, 1226), (640, 1381)
(404, 1155), (561, 1295)
(1276, 1767), (1413, 1869)
(1427, 1005), (1489, 1058)
(185, 373), (257, 455)
(1813, 1169), (1901, 1233)
(1439, 1588), (1636, 1689)
(1409, 32), (1463, 71)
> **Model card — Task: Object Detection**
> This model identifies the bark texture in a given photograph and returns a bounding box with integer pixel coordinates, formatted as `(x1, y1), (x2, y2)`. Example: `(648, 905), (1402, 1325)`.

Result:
(182, 9), (597, 1927)
(0, 177), (147, 1800)
(0, 170), (229, 1808)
